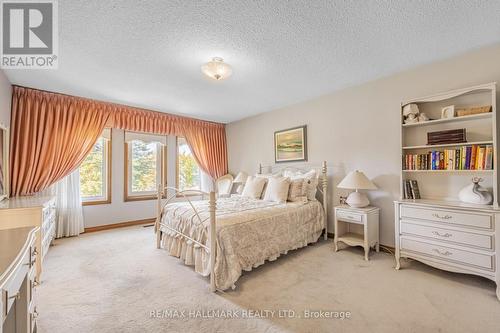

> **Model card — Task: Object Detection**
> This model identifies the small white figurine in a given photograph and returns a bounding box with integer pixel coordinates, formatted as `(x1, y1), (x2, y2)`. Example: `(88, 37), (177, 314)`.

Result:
(418, 113), (429, 122)
(402, 103), (420, 124)
(459, 177), (493, 205)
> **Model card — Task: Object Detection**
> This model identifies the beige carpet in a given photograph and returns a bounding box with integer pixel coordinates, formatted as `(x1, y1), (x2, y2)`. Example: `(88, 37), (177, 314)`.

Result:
(37, 225), (500, 333)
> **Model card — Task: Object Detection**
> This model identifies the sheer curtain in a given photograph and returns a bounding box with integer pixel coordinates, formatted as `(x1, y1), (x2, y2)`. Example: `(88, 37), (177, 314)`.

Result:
(52, 170), (84, 237)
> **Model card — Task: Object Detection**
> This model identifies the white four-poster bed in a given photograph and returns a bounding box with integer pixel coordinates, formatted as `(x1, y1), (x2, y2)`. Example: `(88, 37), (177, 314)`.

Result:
(154, 161), (328, 292)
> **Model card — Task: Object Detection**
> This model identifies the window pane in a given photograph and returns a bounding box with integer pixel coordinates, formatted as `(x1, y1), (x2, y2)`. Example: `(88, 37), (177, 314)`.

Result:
(80, 137), (105, 198)
(178, 138), (201, 191)
(131, 141), (158, 193)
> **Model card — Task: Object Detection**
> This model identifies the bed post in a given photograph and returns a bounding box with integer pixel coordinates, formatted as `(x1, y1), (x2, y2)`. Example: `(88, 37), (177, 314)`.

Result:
(156, 184), (162, 249)
(209, 191), (217, 292)
(258, 163), (262, 175)
(322, 161), (328, 240)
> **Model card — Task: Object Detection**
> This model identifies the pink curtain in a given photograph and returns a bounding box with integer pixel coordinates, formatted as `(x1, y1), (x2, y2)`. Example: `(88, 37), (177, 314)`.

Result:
(10, 87), (112, 196)
(10, 86), (228, 196)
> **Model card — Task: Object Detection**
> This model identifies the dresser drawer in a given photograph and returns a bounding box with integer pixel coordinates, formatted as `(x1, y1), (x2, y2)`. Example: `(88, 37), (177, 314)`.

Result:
(401, 238), (494, 270)
(400, 205), (492, 229)
(400, 221), (493, 250)
(336, 209), (363, 224)
(3, 247), (30, 315)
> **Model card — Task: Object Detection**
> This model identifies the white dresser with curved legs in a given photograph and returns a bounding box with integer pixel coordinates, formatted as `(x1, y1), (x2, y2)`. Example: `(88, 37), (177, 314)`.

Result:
(394, 200), (500, 300)
(0, 227), (39, 333)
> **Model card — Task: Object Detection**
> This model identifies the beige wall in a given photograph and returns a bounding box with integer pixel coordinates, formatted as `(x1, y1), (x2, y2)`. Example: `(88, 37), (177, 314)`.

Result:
(0, 70), (11, 127)
(226, 43), (500, 246)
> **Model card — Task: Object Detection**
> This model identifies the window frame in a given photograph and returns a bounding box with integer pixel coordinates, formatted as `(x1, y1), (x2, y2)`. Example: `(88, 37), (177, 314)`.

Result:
(124, 139), (167, 202)
(176, 137), (202, 196)
(81, 135), (112, 206)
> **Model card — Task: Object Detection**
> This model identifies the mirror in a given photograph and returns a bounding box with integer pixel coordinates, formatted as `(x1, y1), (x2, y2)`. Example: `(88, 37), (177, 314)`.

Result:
(0, 124), (8, 201)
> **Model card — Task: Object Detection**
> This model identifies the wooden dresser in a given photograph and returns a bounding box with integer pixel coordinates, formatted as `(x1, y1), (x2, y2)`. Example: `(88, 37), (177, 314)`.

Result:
(0, 227), (39, 333)
(0, 196), (56, 282)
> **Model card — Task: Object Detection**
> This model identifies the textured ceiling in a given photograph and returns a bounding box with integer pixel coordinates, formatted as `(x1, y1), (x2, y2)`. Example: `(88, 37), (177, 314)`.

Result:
(4, 1), (500, 123)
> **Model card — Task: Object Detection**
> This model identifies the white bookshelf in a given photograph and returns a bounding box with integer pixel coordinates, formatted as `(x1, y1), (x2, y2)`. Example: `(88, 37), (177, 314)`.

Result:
(395, 83), (500, 300)
(399, 82), (498, 208)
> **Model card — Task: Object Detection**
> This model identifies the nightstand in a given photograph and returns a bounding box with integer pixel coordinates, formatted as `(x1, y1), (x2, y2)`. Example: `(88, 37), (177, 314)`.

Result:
(334, 205), (380, 260)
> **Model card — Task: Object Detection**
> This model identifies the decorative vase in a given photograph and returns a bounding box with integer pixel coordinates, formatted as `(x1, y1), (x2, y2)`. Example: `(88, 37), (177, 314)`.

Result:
(458, 177), (493, 205)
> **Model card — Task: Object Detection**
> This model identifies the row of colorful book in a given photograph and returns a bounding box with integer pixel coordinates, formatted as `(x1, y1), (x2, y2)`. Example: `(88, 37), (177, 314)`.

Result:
(403, 180), (420, 199)
(403, 145), (493, 170)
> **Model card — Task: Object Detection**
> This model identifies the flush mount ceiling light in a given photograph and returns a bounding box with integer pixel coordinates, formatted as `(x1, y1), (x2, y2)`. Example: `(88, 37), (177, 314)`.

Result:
(201, 57), (232, 81)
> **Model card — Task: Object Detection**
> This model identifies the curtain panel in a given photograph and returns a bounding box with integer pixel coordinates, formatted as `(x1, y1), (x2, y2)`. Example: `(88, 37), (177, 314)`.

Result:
(108, 107), (228, 179)
(10, 87), (112, 196)
(10, 86), (228, 196)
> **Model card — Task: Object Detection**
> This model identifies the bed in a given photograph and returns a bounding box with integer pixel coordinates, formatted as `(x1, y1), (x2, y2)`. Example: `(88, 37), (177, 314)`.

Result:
(154, 161), (328, 291)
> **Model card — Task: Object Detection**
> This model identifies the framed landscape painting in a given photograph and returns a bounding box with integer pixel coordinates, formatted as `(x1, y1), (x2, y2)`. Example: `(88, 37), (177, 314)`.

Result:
(274, 125), (307, 163)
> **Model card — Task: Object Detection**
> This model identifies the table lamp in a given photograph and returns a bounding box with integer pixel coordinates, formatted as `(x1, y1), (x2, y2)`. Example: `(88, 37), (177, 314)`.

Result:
(337, 170), (377, 208)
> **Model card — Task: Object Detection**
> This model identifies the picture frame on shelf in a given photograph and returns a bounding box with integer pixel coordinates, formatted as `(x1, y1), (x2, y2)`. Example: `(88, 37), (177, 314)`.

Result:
(441, 105), (455, 119)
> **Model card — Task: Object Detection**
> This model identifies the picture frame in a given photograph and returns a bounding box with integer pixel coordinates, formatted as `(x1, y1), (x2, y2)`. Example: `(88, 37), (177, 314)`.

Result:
(274, 125), (307, 163)
(441, 105), (455, 119)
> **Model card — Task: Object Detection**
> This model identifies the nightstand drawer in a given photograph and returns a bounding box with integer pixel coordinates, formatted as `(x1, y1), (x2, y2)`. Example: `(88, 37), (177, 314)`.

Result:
(336, 209), (363, 223)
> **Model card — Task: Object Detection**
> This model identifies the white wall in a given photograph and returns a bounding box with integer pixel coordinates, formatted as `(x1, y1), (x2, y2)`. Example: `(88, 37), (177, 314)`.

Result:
(0, 70), (11, 127)
(226, 43), (500, 247)
(82, 129), (179, 228)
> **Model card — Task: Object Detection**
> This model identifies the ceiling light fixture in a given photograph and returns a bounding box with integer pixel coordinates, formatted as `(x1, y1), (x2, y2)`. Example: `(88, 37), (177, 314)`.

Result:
(201, 57), (232, 81)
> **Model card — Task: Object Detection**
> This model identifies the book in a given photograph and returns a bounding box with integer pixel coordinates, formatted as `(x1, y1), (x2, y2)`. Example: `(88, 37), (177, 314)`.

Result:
(410, 180), (421, 199)
(477, 147), (485, 170)
(404, 180), (413, 199)
(485, 145), (493, 170)
(470, 145), (477, 170)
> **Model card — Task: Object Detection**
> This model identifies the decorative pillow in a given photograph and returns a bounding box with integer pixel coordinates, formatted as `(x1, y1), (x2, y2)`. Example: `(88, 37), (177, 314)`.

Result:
(241, 176), (267, 199)
(263, 177), (291, 203)
(256, 174), (274, 198)
(283, 169), (319, 201)
(287, 178), (306, 202)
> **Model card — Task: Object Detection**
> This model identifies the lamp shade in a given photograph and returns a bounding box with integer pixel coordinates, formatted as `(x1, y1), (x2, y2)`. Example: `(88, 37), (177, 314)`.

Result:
(337, 170), (377, 190)
(233, 171), (248, 183)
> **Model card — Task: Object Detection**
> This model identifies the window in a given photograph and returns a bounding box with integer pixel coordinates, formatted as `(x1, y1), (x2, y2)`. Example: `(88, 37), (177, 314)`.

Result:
(80, 131), (111, 205)
(125, 132), (167, 201)
(177, 137), (201, 192)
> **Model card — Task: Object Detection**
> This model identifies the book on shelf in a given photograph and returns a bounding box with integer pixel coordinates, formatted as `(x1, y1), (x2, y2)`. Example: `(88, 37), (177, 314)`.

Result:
(403, 144), (493, 171)
(403, 180), (420, 200)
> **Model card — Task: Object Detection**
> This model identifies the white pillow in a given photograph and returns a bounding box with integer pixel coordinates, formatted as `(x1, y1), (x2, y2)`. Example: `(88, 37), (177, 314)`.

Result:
(241, 176), (267, 199)
(256, 174), (274, 198)
(263, 177), (291, 203)
(283, 169), (318, 201)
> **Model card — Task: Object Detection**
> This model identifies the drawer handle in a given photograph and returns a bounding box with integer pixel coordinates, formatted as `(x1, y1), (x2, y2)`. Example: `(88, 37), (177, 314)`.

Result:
(8, 292), (21, 300)
(432, 231), (452, 238)
(25, 259), (35, 267)
(432, 248), (453, 256)
(432, 213), (452, 220)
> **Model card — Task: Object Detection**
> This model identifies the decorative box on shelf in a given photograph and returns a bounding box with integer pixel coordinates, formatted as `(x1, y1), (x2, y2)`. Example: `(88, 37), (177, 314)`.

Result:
(396, 82), (500, 300)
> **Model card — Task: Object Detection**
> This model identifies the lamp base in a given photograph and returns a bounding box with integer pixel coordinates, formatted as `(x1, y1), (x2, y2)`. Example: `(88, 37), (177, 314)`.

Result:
(346, 191), (370, 208)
